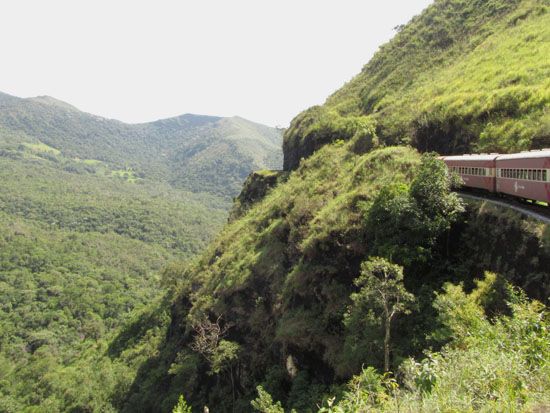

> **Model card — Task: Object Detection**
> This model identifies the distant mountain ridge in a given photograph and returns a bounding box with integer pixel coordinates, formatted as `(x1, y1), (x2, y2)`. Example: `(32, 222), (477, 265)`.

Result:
(0, 91), (283, 197)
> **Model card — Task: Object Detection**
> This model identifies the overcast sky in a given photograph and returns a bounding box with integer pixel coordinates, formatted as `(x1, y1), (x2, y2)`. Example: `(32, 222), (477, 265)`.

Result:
(0, 0), (433, 127)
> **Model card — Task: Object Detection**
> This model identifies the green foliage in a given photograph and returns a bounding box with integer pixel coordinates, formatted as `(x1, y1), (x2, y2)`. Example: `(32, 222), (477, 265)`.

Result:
(366, 154), (464, 265)
(172, 395), (193, 413)
(327, 274), (550, 412)
(210, 340), (240, 375)
(251, 386), (285, 413)
(346, 258), (415, 372)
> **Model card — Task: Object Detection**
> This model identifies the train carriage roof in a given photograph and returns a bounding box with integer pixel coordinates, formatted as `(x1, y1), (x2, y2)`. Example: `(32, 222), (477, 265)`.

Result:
(441, 154), (500, 161)
(495, 149), (550, 161)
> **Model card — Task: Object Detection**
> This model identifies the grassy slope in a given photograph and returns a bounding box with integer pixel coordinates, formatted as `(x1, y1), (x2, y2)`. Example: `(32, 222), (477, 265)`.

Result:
(283, 0), (549, 170)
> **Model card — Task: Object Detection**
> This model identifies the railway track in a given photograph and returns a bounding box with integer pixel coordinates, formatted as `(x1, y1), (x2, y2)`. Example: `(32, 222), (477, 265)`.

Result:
(457, 191), (550, 224)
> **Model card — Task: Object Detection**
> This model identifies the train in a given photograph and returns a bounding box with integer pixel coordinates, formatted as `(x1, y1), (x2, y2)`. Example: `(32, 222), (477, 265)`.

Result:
(441, 149), (550, 205)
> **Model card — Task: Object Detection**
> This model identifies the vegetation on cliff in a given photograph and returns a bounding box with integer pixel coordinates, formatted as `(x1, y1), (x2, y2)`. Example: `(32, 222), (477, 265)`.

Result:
(116, 143), (549, 412)
(283, 0), (549, 170)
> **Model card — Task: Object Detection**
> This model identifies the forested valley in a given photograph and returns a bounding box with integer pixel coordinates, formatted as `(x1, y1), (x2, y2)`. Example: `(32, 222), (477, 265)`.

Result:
(1, 0), (549, 412)
(0, 94), (282, 411)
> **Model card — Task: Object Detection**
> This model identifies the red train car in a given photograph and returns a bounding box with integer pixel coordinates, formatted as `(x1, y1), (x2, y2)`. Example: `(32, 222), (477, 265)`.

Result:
(495, 150), (550, 203)
(441, 154), (499, 193)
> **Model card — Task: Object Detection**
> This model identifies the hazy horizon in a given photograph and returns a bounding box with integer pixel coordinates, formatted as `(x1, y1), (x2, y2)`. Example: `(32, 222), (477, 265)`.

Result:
(0, 0), (433, 127)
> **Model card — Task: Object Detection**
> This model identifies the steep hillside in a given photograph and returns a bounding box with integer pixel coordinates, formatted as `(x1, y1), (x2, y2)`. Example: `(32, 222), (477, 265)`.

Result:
(0, 92), (282, 197)
(100, 0), (549, 412)
(283, 0), (549, 170)
(116, 144), (549, 412)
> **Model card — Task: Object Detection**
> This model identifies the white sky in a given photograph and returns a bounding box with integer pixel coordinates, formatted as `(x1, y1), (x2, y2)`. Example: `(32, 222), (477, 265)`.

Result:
(0, 0), (433, 127)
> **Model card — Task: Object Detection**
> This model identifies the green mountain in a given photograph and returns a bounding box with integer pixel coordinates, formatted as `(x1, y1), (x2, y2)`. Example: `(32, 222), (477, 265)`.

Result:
(0, 92), (283, 197)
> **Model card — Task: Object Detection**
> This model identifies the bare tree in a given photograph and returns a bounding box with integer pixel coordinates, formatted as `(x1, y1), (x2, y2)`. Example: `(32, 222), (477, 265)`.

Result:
(190, 315), (230, 363)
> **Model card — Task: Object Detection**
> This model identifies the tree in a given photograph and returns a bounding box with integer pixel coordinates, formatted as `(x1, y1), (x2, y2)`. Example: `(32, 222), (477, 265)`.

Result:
(172, 395), (192, 413)
(351, 257), (414, 372)
(190, 316), (240, 404)
(251, 386), (285, 413)
(366, 153), (464, 266)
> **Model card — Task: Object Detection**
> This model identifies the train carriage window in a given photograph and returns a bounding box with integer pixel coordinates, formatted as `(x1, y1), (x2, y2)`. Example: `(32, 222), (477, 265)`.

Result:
(543, 170), (548, 182)
(528, 170), (532, 180)
(537, 170), (542, 181)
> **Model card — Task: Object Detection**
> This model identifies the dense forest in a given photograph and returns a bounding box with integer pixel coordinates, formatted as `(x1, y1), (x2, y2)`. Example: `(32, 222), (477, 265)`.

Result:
(0, 94), (282, 410)
(1, 0), (549, 412)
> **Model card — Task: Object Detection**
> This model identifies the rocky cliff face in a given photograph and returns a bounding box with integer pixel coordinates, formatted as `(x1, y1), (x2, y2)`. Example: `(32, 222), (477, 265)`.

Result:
(229, 170), (288, 220)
